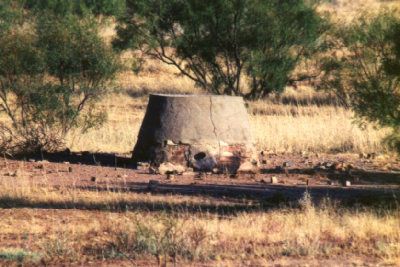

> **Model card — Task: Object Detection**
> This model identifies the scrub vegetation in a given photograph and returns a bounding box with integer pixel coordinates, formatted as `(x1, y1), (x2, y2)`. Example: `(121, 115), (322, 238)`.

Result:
(0, 0), (399, 266)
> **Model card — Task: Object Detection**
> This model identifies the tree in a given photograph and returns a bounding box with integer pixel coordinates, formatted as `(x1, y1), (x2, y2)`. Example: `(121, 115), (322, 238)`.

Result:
(23, 0), (126, 17)
(114, 0), (326, 99)
(0, 4), (120, 154)
(0, 0), (22, 33)
(319, 12), (400, 153)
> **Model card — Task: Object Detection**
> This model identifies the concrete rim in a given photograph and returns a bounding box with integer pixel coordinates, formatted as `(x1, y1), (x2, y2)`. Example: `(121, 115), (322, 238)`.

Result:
(150, 93), (244, 99)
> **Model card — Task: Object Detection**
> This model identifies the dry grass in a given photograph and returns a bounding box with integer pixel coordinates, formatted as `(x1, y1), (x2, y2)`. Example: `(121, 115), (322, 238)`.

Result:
(67, 18), (391, 155)
(0, 0), (390, 155)
(66, 70), (389, 155)
(0, 177), (399, 265)
(1, 2), (399, 266)
(250, 98), (388, 154)
(319, 0), (400, 23)
(0, 174), (243, 210)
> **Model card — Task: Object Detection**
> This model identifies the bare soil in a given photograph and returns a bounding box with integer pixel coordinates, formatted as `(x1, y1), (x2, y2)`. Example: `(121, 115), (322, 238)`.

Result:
(0, 152), (399, 266)
(1, 152), (399, 204)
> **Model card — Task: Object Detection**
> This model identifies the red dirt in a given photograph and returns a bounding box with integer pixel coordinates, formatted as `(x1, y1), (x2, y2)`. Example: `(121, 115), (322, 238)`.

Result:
(0, 152), (399, 266)
(0, 152), (399, 203)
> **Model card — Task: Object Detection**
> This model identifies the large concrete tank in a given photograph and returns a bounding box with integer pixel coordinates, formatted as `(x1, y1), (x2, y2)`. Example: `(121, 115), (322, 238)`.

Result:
(132, 94), (257, 173)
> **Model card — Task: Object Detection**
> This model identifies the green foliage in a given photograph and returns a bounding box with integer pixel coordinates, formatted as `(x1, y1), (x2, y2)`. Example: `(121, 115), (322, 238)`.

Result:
(37, 13), (119, 98)
(0, 249), (41, 264)
(0, 0), (23, 33)
(114, 0), (326, 99)
(24, 0), (126, 17)
(0, 7), (119, 154)
(320, 11), (400, 154)
(114, 215), (209, 263)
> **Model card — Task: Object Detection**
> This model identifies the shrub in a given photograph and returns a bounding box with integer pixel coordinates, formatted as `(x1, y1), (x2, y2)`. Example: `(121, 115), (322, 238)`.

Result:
(0, 7), (119, 154)
(114, 0), (326, 99)
(113, 215), (209, 263)
(24, 0), (126, 17)
(0, 0), (23, 33)
(0, 248), (41, 264)
(319, 11), (400, 154)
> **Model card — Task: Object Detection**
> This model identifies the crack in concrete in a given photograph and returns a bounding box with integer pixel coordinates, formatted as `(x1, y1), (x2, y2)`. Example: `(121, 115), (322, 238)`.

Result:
(209, 96), (221, 157)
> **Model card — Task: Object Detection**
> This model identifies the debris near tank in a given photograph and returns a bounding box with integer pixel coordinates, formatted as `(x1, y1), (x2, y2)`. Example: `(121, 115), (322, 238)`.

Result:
(158, 162), (185, 175)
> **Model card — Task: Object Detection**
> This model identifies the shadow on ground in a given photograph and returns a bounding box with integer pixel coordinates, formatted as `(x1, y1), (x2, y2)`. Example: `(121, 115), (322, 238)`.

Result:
(110, 181), (400, 207)
(0, 182), (398, 213)
(11, 150), (135, 168)
(260, 167), (400, 185)
(9, 151), (400, 185)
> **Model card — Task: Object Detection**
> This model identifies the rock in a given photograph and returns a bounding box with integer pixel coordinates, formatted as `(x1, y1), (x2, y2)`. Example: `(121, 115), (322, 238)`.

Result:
(212, 167), (219, 174)
(28, 159), (36, 162)
(318, 165), (326, 170)
(158, 162), (186, 175)
(282, 161), (291, 168)
(271, 176), (278, 184)
(6, 170), (19, 177)
(328, 180), (336, 186)
(301, 151), (309, 158)
(34, 164), (44, 169)
(237, 161), (258, 174)
(166, 140), (175, 146)
(325, 162), (334, 169)
(166, 173), (175, 181)
(344, 180), (351, 187)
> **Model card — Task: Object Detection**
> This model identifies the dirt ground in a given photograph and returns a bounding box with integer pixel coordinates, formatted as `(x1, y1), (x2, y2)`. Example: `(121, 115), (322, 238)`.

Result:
(0, 152), (399, 266)
(0, 208), (389, 267)
(1, 151), (399, 203)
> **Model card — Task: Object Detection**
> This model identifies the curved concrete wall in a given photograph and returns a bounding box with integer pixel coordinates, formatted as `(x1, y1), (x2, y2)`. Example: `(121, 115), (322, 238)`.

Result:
(132, 94), (256, 173)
